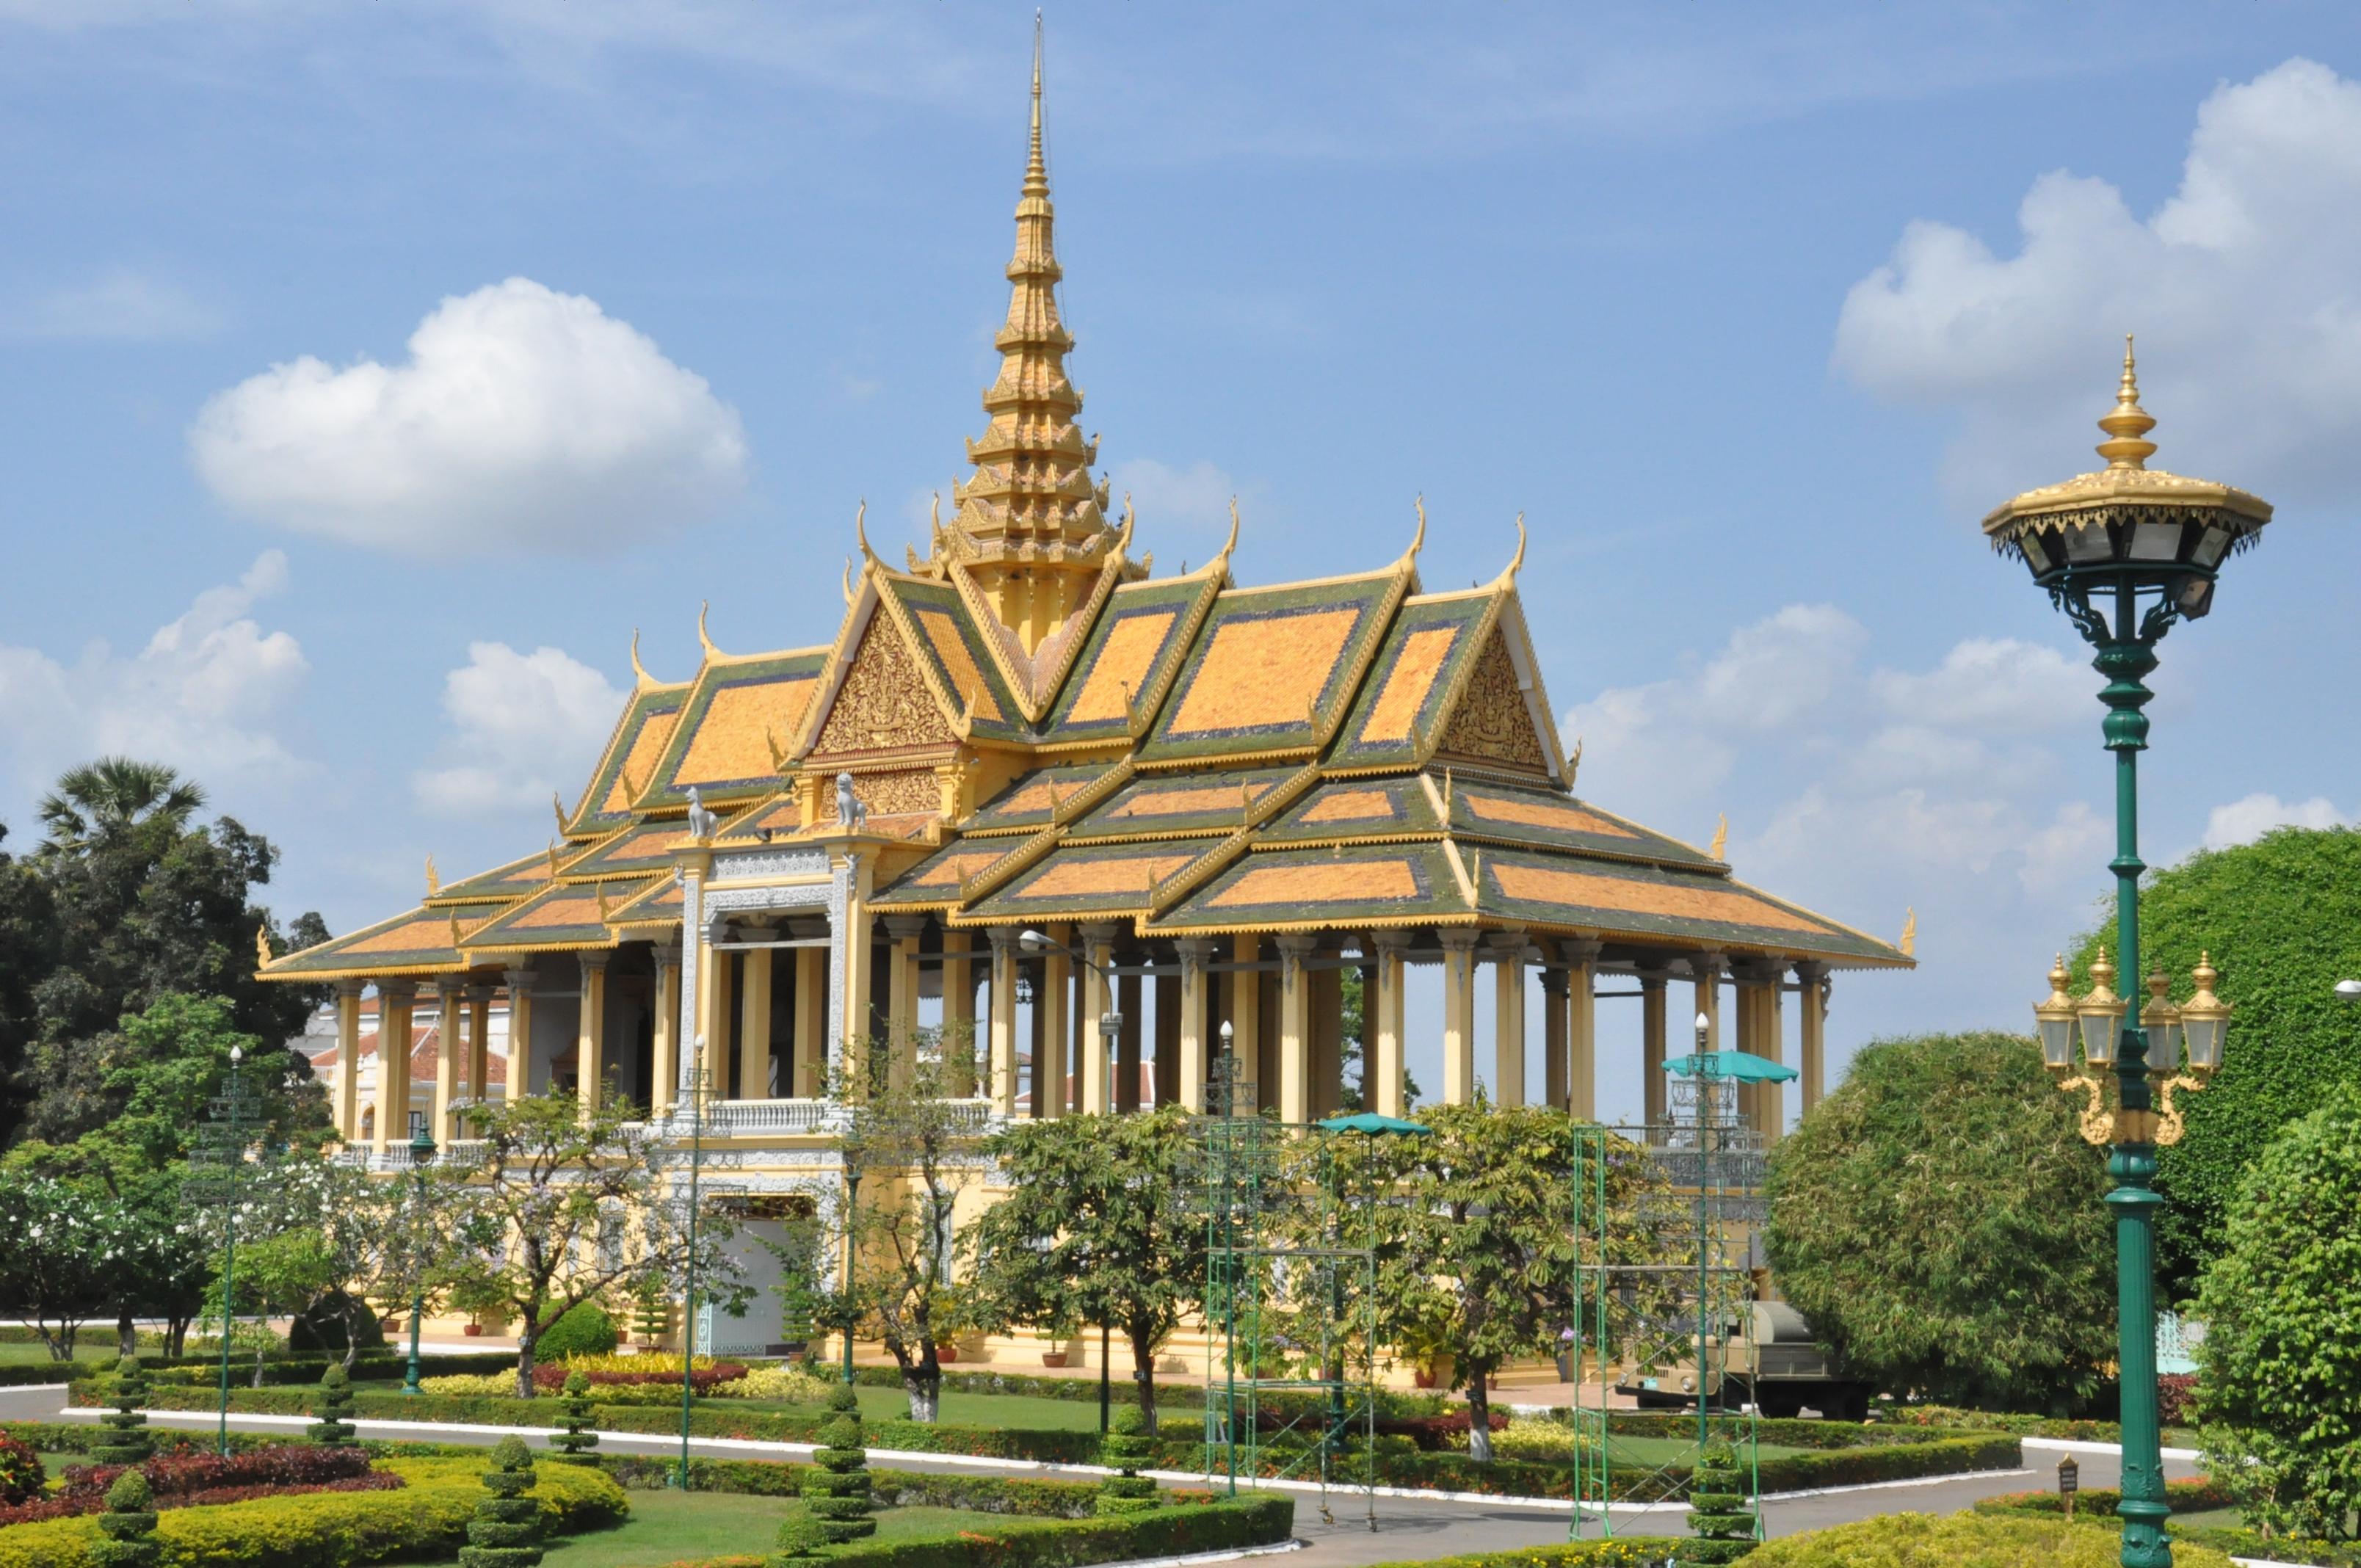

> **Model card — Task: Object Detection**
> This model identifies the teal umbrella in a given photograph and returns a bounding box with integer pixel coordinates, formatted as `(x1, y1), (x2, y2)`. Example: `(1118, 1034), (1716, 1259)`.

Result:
(1661, 1049), (1798, 1084)
(1315, 1111), (1435, 1136)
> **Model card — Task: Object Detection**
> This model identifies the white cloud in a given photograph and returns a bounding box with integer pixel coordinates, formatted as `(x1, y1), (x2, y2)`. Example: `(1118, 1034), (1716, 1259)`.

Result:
(2201, 791), (2349, 852)
(1834, 58), (2361, 512)
(1871, 637), (2086, 733)
(189, 277), (748, 558)
(412, 642), (624, 818)
(2018, 801), (2111, 897)
(0, 552), (308, 796)
(1108, 458), (1241, 534)
(5, 267), (222, 342)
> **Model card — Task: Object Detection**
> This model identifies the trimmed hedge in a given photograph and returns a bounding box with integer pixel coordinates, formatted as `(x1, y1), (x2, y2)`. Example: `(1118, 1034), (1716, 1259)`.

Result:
(1356, 1547), (1691, 1568)
(0, 1456), (625, 1568)
(1973, 1476), (2233, 1517)
(598, 1456), (1106, 1517)
(662, 1493), (1294, 1568)
(1741, 1511), (2239, 1567)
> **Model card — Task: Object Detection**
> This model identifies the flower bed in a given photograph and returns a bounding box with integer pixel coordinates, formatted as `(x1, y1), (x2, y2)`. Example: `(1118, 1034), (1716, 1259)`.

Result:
(0, 1445), (392, 1527)
(1974, 1475), (2233, 1517)
(0, 1455), (625, 1568)
(530, 1358), (748, 1395)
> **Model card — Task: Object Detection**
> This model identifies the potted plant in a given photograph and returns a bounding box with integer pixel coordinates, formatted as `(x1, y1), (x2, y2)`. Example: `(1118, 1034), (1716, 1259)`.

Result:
(1396, 1318), (1453, 1391)
(1040, 1342), (1070, 1369)
(447, 1278), (510, 1340)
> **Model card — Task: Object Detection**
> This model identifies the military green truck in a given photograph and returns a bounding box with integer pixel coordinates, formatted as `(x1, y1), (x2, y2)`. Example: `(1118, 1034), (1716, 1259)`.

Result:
(1617, 1301), (1870, 1422)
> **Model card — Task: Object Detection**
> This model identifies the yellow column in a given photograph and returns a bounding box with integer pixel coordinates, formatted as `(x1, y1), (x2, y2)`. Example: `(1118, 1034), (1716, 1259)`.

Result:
(578, 952), (609, 1120)
(1309, 963), (1341, 1119)
(1641, 971), (1668, 1126)
(1756, 965), (1787, 1142)
(988, 930), (1020, 1114)
(792, 923), (827, 1097)
(1276, 934), (1316, 1125)
(1438, 931), (1480, 1105)
(1489, 934), (1527, 1108)
(1078, 925), (1117, 1115)
(334, 979), (364, 1143)
(1370, 934), (1409, 1118)
(467, 987), (492, 1123)
(1797, 963), (1829, 1114)
(1037, 926), (1070, 1117)
(1564, 940), (1601, 1119)
(650, 945), (680, 1115)
(943, 949), (976, 1097)
(691, 915), (728, 1097)
(504, 968), (537, 1101)
(374, 981), (417, 1154)
(737, 931), (775, 1100)
(836, 857), (877, 1089)
(884, 917), (926, 1092)
(1176, 939), (1215, 1113)
(434, 978), (465, 1141)
(1228, 934), (1261, 1106)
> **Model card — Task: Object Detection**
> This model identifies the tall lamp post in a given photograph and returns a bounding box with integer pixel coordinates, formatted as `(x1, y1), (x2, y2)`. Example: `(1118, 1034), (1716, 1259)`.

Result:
(1015, 927), (1125, 1434)
(400, 1114), (437, 1395)
(1987, 340), (2269, 1568)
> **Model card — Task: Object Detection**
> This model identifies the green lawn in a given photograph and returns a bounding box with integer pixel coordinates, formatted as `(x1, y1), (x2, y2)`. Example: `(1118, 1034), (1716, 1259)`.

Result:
(0, 1340), (114, 1369)
(389, 1492), (1017, 1568)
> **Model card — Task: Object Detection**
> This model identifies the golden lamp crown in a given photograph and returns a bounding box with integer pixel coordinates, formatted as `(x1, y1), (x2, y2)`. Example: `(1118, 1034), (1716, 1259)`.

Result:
(2034, 950), (2229, 1147)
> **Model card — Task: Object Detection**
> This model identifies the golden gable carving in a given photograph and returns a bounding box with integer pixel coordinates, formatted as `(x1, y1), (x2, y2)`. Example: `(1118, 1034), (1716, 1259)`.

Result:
(1436, 631), (1545, 771)
(812, 619), (955, 757)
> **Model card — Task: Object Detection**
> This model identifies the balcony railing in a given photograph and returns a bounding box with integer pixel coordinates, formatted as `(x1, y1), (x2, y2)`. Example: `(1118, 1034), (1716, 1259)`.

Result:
(331, 1098), (1005, 1168)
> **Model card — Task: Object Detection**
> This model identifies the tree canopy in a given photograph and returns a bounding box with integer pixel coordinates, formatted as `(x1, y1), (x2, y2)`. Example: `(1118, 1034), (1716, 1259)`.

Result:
(2069, 824), (2361, 1297)
(1764, 1031), (2116, 1414)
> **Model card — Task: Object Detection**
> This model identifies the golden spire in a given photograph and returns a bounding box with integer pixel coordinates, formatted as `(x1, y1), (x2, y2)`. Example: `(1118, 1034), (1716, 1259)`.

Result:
(942, 17), (1129, 654)
(1708, 813), (1727, 861)
(2096, 334), (2158, 471)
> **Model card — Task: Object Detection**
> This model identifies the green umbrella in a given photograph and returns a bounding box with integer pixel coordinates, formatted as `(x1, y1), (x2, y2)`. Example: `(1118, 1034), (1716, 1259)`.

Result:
(1661, 1049), (1798, 1084)
(1315, 1111), (1435, 1136)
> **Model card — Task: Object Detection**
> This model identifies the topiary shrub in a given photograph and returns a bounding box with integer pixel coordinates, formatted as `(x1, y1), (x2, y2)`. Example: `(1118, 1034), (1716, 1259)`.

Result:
(1741, 1511), (2239, 1566)
(1098, 1405), (1157, 1515)
(459, 1436), (545, 1568)
(1766, 1031), (2114, 1413)
(767, 1509), (833, 1565)
(287, 1291), (387, 1357)
(801, 1382), (874, 1543)
(91, 1357), (152, 1467)
(532, 1302), (618, 1362)
(1683, 1441), (1755, 1562)
(551, 1371), (601, 1467)
(88, 1470), (159, 1568)
(308, 1363), (358, 1447)
(2192, 1081), (2361, 1542)
(0, 1436), (43, 1506)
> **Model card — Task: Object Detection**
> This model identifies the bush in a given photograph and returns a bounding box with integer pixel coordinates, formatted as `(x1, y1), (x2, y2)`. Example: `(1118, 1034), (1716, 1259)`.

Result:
(308, 1365), (360, 1448)
(1974, 1475), (2233, 1517)
(661, 1494), (1296, 1568)
(287, 1291), (387, 1357)
(0, 1436), (42, 1506)
(803, 1383), (874, 1544)
(89, 1470), (158, 1568)
(1742, 1511), (2240, 1567)
(1766, 1031), (2115, 1412)
(2192, 1081), (2361, 1541)
(0, 1456), (625, 1568)
(551, 1373), (600, 1468)
(531, 1302), (617, 1361)
(1098, 1407), (1156, 1516)
(1684, 1442), (1755, 1562)
(714, 1365), (833, 1404)
(461, 1437), (545, 1568)
(532, 1357), (745, 1395)
(92, 1358), (152, 1468)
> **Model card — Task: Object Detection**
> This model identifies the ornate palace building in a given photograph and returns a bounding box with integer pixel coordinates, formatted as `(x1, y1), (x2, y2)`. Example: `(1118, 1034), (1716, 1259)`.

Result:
(260, 46), (1908, 1353)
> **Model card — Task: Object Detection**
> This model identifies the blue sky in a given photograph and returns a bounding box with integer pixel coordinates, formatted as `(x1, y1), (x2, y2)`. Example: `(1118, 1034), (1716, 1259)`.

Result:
(4, 3), (2359, 1111)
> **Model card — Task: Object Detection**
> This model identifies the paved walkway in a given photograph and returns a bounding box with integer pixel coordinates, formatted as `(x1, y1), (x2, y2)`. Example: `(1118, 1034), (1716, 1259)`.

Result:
(1, 1387), (2202, 1566)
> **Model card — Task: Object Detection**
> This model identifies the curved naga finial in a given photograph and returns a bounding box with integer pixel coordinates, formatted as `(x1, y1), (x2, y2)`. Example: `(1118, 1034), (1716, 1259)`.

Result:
(1214, 497), (1241, 568)
(842, 556), (856, 606)
(254, 923), (273, 968)
(630, 628), (656, 690)
(424, 853), (440, 895)
(1408, 495), (1427, 562)
(1708, 813), (1728, 862)
(1499, 512), (1526, 581)
(854, 498), (880, 568)
(697, 601), (720, 660)
(1900, 907), (1918, 959)
(1117, 492), (1136, 553)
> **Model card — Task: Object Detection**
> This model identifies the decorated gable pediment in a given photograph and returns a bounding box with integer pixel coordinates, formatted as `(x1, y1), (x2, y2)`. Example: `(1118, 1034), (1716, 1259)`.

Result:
(806, 606), (960, 760)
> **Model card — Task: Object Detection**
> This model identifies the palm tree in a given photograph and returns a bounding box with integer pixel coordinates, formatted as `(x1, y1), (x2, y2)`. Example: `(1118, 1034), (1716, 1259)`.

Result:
(37, 758), (208, 851)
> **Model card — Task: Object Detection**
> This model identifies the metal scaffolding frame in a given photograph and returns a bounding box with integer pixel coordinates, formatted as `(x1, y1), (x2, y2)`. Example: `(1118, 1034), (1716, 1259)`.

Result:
(1569, 1061), (1763, 1540)
(1193, 1051), (1379, 1531)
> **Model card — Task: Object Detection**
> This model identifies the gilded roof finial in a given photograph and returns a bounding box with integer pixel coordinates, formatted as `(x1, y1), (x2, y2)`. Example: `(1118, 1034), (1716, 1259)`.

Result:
(424, 853), (440, 895)
(1498, 512), (1526, 581)
(1026, 10), (1047, 198)
(1708, 813), (1727, 861)
(551, 790), (568, 835)
(448, 910), (465, 949)
(1568, 736), (1582, 785)
(1216, 498), (1241, 566)
(254, 923), (273, 968)
(854, 498), (880, 568)
(2097, 333), (2158, 471)
(629, 628), (656, 691)
(1409, 496), (1427, 561)
(1900, 907), (1917, 959)
(842, 557), (856, 606)
(697, 600), (721, 660)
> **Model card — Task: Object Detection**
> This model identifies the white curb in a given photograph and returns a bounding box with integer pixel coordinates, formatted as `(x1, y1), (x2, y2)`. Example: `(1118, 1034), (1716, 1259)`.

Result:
(2022, 1435), (2202, 1463)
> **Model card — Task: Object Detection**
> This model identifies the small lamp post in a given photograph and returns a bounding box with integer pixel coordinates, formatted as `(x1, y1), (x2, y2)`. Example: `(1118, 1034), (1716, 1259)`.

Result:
(401, 1114), (437, 1395)
(1990, 339), (2271, 1568)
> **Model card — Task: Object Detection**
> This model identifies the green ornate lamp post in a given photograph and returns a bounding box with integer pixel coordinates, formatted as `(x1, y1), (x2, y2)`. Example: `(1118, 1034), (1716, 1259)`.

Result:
(1987, 339), (2269, 1568)
(400, 1114), (437, 1395)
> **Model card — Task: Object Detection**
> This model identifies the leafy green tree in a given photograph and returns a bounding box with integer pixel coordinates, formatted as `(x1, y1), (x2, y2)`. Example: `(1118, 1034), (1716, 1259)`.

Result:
(1765, 1031), (2114, 1413)
(437, 1088), (749, 1398)
(964, 1107), (1203, 1433)
(1346, 1099), (1578, 1462)
(813, 1047), (975, 1423)
(0, 1169), (129, 1358)
(2070, 826), (2361, 1296)
(2191, 1082), (2361, 1541)
(0, 823), (54, 1135)
(6, 758), (328, 1149)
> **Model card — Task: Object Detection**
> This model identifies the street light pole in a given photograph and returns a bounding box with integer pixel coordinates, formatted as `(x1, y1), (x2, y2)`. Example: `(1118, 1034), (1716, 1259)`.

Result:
(401, 1117), (437, 1395)
(675, 1058), (709, 1491)
(1987, 341), (2271, 1568)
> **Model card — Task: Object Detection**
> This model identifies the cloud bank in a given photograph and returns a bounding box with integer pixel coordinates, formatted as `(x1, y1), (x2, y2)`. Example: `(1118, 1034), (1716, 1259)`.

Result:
(190, 277), (748, 558)
(413, 642), (625, 818)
